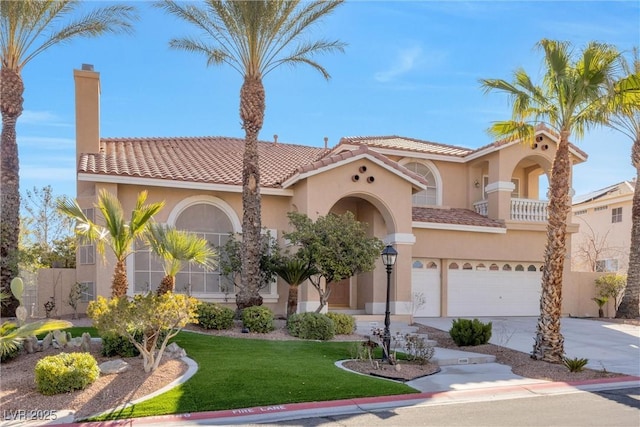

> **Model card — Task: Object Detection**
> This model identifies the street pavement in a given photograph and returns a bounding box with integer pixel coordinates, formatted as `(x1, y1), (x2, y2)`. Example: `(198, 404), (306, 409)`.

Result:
(7, 316), (639, 426)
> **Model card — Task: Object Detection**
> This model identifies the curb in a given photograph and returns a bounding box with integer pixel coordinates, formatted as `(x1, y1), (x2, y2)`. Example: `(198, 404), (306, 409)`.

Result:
(55, 375), (640, 426)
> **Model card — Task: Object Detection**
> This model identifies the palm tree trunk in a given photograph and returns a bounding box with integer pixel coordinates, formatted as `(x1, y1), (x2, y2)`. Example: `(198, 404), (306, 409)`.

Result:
(532, 132), (570, 363)
(157, 275), (175, 295)
(616, 138), (640, 319)
(237, 75), (265, 311)
(112, 259), (129, 298)
(287, 285), (299, 318)
(0, 67), (24, 317)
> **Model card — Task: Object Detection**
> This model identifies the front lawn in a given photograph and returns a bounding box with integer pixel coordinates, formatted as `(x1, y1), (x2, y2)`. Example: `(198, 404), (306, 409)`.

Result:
(91, 331), (417, 420)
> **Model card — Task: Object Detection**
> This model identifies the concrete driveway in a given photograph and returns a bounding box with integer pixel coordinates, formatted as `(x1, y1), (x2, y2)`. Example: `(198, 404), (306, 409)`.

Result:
(414, 316), (640, 377)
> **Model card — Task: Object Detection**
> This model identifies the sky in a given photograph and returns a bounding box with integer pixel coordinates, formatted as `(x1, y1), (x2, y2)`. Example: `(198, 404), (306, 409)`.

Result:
(16, 0), (640, 203)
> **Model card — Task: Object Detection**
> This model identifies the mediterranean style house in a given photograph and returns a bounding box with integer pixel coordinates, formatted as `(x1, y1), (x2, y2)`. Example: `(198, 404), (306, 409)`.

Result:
(70, 64), (593, 320)
(571, 180), (635, 273)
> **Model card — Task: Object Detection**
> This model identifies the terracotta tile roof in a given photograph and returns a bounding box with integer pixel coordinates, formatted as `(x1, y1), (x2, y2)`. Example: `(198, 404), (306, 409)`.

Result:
(79, 137), (328, 188)
(412, 207), (505, 228)
(282, 145), (429, 188)
(338, 135), (473, 157)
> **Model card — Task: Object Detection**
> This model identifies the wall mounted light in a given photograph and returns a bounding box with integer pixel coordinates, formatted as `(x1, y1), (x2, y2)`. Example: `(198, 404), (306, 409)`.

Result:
(473, 179), (480, 188)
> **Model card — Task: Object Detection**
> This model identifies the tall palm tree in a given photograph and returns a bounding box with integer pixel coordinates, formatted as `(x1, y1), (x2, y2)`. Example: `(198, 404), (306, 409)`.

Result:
(146, 223), (217, 295)
(57, 190), (164, 298)
(0, 0), (137, 316)
(155, 0), (345, 311)
(480, 39), (624, 362)
(606, 51), (640, 319)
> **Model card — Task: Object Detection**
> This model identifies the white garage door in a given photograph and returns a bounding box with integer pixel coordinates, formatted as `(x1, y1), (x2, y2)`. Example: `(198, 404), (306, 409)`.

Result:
(447, 261), (542, 317)
(411, 259), (441, 317)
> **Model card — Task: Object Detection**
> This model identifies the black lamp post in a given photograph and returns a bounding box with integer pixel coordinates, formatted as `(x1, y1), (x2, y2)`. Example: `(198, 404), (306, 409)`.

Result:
(381, 244), (398, 362)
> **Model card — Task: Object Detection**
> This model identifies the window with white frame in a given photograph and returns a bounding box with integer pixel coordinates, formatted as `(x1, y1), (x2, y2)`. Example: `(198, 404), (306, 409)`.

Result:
(405, 162), (438, 206)
(595, 259), (619, 272)
(79, 282), (96, 302)
(78, 208), (95, 264)
(611, 207), (622, 223)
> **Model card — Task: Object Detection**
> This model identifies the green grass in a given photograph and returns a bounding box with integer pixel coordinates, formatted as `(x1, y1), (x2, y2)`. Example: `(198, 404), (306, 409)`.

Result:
(91, 332), (417, 420)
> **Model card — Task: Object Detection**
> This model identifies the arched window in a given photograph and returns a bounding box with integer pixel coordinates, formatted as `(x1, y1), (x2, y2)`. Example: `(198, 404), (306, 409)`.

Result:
(476, 263), (486, 271)
(426, 261), (438, 269)
(404, 162), (438, 206)
(515, 264), (524, 271)
(449, 262), (459, 270)
(412, 260), (424, 269)
(503, 264), (512, 271)
(462, 263), (473, 270)
(489, 263), (499, 271)
(134, 197), (238, 295)
(528, 265), (537, 272)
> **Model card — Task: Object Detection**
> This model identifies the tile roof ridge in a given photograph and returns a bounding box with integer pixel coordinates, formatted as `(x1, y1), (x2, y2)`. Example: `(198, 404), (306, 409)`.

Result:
(339, 134), (471, 151)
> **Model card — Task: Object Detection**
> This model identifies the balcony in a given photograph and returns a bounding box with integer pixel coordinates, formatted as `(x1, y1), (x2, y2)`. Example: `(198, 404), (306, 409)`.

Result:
(473, 198), (549, 222)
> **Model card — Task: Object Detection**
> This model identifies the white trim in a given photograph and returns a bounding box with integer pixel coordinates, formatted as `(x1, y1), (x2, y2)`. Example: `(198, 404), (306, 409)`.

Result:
(398, 158), (443, 206)
(280, 152), (427, 191)
(78, 173), (293, 196)
(485, 181), (516, 194)
(412, 221), (507, 234)
(166, 195), (242, 233)
(383, 233), (416, 245)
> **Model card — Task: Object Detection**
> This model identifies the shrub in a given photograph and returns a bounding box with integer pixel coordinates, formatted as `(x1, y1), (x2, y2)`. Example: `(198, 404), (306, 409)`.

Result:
(287, 312), (335, 341)
(325, 312), (355, 335)
(242, 306), (275, 333)
(449, 318), (492, 346)
(35, 352), (100, 395)
(101, 332), (140, 357)
(403, 333), (435, 365)
(563, 356), (589, 372)
(197, 302), (235, 330)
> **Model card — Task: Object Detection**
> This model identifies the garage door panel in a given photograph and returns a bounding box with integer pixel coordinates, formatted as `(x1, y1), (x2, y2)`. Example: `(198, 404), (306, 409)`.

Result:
(448, 269), (541, 317)
(411, 259), (440, 317)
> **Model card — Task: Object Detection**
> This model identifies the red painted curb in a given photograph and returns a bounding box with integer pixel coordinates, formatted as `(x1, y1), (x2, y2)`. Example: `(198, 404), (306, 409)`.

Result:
(54, 375), (640, 426)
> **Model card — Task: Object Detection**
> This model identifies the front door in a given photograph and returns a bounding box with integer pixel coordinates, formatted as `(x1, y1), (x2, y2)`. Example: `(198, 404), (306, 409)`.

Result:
(328, 277), (350, 307)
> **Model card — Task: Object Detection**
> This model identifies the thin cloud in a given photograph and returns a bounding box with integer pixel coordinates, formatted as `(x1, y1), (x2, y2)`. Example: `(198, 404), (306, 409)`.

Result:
(19, 110), (71, 127)
(18, 136), (75, 150)
(374, 45), (424, 83)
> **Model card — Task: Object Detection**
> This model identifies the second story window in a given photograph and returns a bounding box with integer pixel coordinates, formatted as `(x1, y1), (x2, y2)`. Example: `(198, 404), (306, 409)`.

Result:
(79, 208), (95, 265)
(612, 207), (622, 223)
(405, 162), (438, 206)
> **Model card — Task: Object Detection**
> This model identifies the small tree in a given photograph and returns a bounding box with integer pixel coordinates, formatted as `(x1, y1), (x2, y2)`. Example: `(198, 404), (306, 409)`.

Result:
(284, 211), (384, 313)
(88, 293), (198, 373)
(274, 257), (317, 318)
(595, 274), (627, 316)
(68, 282), (88, 320)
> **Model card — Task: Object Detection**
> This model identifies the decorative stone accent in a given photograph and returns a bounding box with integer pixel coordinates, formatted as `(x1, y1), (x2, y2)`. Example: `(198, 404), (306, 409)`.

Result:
(24, 336), (39, 354)
(164, 342), (186, 359)
(99, 359), (130, 375)
(41, 332), (53, 350)
(81, 333), (92, 352)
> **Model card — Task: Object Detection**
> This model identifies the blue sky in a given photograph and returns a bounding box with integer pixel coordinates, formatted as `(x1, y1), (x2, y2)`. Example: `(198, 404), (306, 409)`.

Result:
(17, 0), (640, 202)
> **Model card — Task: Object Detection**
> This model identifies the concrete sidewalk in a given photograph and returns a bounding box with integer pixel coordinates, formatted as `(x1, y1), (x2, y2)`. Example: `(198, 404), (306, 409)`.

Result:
(415, 316), (640, 377)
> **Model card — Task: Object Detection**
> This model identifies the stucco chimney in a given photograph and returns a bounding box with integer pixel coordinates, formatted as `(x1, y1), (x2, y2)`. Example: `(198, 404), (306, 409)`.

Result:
(74, 65), (100, 164)
(324, 137), (328, 149)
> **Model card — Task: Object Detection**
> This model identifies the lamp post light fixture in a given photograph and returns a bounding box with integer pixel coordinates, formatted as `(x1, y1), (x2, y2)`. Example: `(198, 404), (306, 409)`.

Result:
(381, 244), (398, 362)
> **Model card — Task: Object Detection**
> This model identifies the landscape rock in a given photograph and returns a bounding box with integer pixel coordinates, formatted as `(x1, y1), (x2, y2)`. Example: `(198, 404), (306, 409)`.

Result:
(99, 359), (130, 375)
(165, 342), (186, 359)
(24, 336), (39, 354)
(81, 333), (92, 352)
(41, 332), (53, 350)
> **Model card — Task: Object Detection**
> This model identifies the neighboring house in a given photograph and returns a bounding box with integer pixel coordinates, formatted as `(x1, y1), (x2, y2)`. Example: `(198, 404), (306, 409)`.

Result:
(72, 65), (590, 319)
(571, 180), (635, 273)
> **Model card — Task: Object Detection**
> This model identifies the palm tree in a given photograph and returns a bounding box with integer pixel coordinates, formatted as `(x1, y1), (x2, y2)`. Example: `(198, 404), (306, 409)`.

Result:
(155, 0), (345, 311)
(57, 190), (164, 298)
(274, 257), (317, 318)
(606, 51), (640, 319)
(480, 39), (624, 362)
(0, 0), (137, 316)
(146, 223), (217, 295)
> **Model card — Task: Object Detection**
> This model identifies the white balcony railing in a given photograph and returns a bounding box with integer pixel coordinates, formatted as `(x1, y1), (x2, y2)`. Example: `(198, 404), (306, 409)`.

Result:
(511, 198), (548, 222)
(473, 200), (488, 217)
(473, 198), (549, 222)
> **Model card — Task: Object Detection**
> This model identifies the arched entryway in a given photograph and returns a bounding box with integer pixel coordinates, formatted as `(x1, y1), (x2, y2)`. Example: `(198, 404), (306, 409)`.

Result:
(325, 195), (395, 311)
